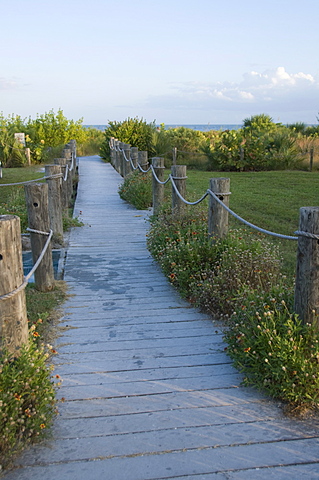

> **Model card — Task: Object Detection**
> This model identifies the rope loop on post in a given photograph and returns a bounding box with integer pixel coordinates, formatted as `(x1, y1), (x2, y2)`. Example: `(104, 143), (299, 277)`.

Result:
(294, 230), (319, 240)
(0, 229), (53, 301)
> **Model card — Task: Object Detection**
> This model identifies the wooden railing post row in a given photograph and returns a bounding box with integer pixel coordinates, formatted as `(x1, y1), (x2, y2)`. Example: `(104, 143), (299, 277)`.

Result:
(0, 215), (29, 355)
(45, 164), (63, 243)
(62, 147), (73, 205)
(208, 178), (230, 240)
(131, 147), (138, 169)
(118, 141), (125, 177)
(110, 137), (116, 167)
(54, 158), (69, 212)
(24, 183), (55, 291)
(152, 157), (165, 215)
(294, 206), (319, 330)
(123, 143), (131, 177)
(171, 165), (187, 215)
(114, 139), (120, 173)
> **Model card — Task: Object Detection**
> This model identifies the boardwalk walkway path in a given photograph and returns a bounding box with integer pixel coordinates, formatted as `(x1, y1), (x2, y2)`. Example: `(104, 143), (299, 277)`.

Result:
(4, 155), (319, 479)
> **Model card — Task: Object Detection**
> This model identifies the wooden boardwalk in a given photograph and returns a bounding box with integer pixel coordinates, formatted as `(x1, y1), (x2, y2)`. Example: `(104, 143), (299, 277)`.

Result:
(4, 155), (319, 479)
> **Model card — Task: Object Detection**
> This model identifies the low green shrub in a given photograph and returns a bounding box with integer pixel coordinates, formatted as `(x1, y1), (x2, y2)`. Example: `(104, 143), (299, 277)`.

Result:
(119, 170), (152, 210)
(147, 208), (283, 309)
(224, 300), (319, 407)
(0, 330), (60, 468)
(147, 206), (319, 409)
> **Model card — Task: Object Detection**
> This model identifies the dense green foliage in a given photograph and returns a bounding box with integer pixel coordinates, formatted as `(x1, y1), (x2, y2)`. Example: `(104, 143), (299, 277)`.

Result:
(118, 170), (152, 209)
(100, 117), (158, 160)
(204, 114), (302, 171)
(101, 114), (319, 171)
(0, 110), (103, 166)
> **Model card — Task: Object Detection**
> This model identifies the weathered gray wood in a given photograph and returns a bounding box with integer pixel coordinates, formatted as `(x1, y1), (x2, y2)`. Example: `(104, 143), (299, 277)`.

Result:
(122, 143), (131, 177)
(171, 164), (187, 215)
(25, 147), (31, 165)
(0, 215), (28, 355)
(172, 147), (177, 165)
(208, 177), (230, 239)
(118, 141), (125, 177)
(138, 151), (148, 171)
(45, 164), (63, 243)
(62, 147), (72, 161)
(24, 183), (54, 291)
(131, 146), (138, 169)
(152, 157), (165, 215)
(294, 206), (319, 328)
(114, 139), (120, 173)
(54, 157), (69, 210)
(109, 137), (116, 166)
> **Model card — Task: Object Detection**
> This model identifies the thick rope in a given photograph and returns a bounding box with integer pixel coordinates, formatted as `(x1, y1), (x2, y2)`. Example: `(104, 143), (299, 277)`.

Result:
(150, 165), (171, 185)
(170, 175), (209, 206)
(0, 229), (53, 301)
(206, 189), (298, 241)
(294, 230), (319, 240)
(0, 173), (63, 187)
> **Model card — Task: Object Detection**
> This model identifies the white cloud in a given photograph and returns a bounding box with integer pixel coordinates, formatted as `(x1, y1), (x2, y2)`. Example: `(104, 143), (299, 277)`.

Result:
(144, 67), (319, 122)
(0, 77), (20, 90)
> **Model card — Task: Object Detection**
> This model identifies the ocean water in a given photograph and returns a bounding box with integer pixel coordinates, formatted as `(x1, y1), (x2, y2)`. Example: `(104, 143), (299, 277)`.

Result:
(86, 124), (241, 132)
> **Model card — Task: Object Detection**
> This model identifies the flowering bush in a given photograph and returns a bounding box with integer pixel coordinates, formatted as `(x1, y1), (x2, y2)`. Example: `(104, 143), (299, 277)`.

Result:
(224, 300), (319, 407)
(147, 206), (319, 408)
(147, 208), (282, 308)
(0, 326), (60, 468)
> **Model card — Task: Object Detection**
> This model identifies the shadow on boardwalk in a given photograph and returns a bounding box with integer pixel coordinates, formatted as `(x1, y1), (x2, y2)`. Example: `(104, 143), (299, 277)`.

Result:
(3, 156), (319, 479)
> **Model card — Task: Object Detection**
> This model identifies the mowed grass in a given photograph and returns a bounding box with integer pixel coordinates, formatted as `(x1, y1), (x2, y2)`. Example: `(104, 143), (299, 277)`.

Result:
(182, 170), (319, 277)
(0, 165), (45, 204)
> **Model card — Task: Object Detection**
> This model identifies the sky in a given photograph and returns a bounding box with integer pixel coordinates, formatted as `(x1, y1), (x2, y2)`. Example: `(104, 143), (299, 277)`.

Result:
(1, 0), (319, 126)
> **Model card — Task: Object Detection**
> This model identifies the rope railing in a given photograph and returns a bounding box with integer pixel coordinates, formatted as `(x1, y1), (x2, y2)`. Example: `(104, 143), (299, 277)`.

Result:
(111, 140), (302, 242)
(0, 229), (53, 301)
(0, 173), (63, 187)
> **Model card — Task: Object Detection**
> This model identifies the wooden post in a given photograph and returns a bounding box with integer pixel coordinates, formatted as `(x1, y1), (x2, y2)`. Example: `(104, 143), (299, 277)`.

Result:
(45, 164), (63, 243)
(152, 157), (165, 215)
(294, 207), (319, 329)
(138, 151), (148, 171)
(54, 158), (69, 211)
(118, 142), (125, 177)
(24, 183), (55, 291)
(171, 165), (187, 215)
(131, 147), (138, 169)
(115, 140), (120, 173)
(25, 147), (31, 165)
(0, 215), (29, 355)
(123, 143), (131, 177)
(110, 137), (116, 166)
(310, 147), (314, 172)
(62, 147), (72, 161)
(239, 147), (244, 168)
(208, 178), (230, 240)
(172, 147), (177, 165)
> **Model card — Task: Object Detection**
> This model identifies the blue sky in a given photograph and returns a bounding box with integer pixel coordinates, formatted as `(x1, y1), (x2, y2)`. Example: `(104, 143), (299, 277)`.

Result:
(1, 0), (319, 125)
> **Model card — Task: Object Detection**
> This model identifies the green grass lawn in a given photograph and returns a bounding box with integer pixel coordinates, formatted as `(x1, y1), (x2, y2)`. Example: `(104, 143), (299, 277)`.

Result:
(0, 165), (45, 202)
(176, 169), (319, 277)
(0, 165), (47, 231)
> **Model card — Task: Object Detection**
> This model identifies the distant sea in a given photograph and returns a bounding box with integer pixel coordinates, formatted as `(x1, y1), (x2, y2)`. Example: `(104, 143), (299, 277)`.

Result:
(86, 124), (241, 132)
